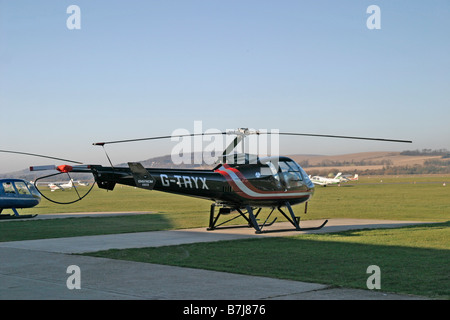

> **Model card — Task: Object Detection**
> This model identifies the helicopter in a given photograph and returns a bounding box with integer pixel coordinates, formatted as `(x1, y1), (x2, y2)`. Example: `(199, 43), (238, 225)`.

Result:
(0, 149), (86, 215)
(0, 178), (41, 219)
(19, 128), (411, 233)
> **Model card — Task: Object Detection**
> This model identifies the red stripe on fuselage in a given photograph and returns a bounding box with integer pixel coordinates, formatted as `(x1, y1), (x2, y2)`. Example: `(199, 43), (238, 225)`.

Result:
(215, 164), (311, 200)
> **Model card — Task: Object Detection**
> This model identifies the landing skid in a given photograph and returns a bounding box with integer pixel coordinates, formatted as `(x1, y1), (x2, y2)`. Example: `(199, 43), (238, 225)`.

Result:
(0, 208), (38, 220)
(207, 202), (327, 234)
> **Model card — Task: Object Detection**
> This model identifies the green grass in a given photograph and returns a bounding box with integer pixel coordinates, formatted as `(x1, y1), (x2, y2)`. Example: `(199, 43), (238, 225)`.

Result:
(19, 175), (450, 222)
(308, 178), (450, 221)
(1, 176), (449, 242)
(86, 222), (450, 299)
(0, 215), (171, 242)
(19, 186), (211, 216)
(0, 187), (213, 241)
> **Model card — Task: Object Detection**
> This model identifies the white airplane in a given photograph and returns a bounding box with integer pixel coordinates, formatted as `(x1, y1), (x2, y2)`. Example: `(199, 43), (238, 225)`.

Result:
(309, 173), (344, 186)
(343, 174), (359, 181)
(309, 173), (359, 186)
(48, 179), (74, 191)
(48, 179), (90, 191)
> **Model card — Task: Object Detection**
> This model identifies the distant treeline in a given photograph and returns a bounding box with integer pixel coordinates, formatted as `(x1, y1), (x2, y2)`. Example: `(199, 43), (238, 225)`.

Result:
(369, 161), (450, 175)
(400, 149), (450, 157)
(303, 149), (450, 176)
(299, 159), (393, 168)
(305, 159), (450, 176)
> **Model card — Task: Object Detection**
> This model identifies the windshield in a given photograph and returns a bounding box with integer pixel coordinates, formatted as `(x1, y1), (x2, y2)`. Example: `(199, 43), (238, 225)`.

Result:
(278, 161), (304, 189)
(279, 161), (303, 174)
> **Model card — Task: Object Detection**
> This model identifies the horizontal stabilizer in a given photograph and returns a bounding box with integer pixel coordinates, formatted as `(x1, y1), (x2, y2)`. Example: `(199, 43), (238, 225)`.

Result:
(128, 162), (155, 190)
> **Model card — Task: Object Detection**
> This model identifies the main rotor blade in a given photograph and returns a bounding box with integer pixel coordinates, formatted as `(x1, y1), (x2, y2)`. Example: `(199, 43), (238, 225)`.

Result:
(93, 130), (412, 146)
(276, 133), (412, 144)
(0, 150), (84, 164)
(93, 132), (228, 146)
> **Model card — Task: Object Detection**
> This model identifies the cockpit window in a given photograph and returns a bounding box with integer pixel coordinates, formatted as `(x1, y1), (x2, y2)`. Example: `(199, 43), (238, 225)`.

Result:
(2, 182), (16, 194)
(278, 161), (304, 189)
(26, 182), (41, 197)
(15, 182), (32, 195)
(279, 161), (302, 173)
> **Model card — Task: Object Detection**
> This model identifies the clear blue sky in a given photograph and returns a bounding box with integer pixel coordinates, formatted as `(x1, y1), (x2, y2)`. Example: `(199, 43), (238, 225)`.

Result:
(1, 0), (449, 172)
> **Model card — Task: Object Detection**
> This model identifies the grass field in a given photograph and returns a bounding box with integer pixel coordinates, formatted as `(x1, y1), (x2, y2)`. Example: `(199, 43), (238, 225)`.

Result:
(1, 175), (449, 298)
(16, 174), (450, 219)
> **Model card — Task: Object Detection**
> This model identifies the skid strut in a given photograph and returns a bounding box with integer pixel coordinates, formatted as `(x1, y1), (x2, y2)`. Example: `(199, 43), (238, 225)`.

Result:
(207, 204), (270, 232)
(207, 202), (327, 234)
(273, 202), (328, 233)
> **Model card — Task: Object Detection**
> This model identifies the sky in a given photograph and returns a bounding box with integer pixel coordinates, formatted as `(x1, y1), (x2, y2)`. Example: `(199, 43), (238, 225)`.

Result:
(1, 0), (449, 173)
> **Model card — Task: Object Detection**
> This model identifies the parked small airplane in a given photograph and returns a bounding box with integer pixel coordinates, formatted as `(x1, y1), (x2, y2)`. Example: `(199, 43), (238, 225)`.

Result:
(309, 173), (359, 186)
(48, 179), (74, 191)
(48, 179), (89, 191)
(342, 174), (359, 181)
(309, 173), (345, 186)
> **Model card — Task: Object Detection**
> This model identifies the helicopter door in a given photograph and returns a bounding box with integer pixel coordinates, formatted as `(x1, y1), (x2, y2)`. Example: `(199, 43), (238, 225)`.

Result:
(265, 162), (283, 190)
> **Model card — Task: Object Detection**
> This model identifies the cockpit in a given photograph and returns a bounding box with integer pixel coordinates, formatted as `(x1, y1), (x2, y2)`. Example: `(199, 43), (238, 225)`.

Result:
(1, 181), (31, 195)
(218, 155), (314, 192)
(256, 156), (314, 191)
(0, 180), (40, 198)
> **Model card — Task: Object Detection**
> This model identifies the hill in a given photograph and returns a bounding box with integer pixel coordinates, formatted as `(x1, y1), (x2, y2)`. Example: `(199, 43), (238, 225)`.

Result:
(1, 151), (449, 181)
(290, 151), (440, 169)
(290, 151), (450, 175)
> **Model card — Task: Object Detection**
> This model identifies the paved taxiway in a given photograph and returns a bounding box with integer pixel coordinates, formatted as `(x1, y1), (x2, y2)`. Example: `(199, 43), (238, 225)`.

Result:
(0, 216), (432, 300)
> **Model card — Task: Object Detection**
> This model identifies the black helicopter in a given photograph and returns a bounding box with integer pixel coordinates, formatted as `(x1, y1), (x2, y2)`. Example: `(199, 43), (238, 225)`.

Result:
(21, 128), (411, 233)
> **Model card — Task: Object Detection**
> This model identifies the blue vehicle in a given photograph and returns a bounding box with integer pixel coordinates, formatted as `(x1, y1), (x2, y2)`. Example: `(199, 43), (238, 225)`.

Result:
(0, 179), (40, 219)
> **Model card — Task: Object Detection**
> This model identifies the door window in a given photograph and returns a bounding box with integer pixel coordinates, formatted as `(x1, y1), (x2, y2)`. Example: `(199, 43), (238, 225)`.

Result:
(2, 182), (16, 194)
(14, 181), (32, 195)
